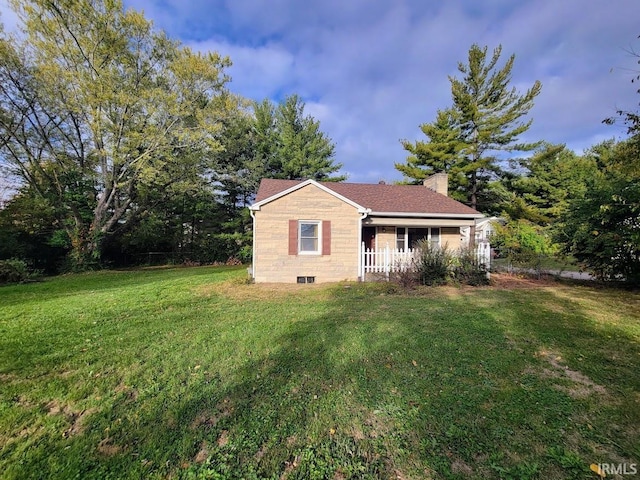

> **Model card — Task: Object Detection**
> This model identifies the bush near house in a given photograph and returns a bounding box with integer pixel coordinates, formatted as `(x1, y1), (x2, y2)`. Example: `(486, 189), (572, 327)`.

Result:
(400, 241), (489, 287)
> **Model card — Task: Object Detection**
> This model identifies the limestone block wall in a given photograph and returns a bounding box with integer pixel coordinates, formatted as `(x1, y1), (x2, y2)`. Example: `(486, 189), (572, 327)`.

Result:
(253, 184), (361, 283)
(441, 227), (462, 251)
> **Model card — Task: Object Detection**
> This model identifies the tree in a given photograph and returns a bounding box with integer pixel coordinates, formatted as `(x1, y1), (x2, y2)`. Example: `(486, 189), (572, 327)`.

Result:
(273, 95), (344, 181)
(398, 44), (542, 211)
(398, 108), (465, 197)
(0, 0), (231, 269)
(255, 95), (345, 182)
(558, 139), (640, 284)
(212, 98), (266, 209)
(603, 35), (640, 177)
(211, 94), (344, 213)
(560, 35), (640, 283)
(491, 217), (556, 270)
(500, 143), (598, 225)
(0, 185), (68, 273)
(604, 36), (640, 136)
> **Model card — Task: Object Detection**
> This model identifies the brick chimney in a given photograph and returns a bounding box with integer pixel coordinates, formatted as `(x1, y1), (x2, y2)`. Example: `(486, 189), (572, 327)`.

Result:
(423, 172), (448, 196)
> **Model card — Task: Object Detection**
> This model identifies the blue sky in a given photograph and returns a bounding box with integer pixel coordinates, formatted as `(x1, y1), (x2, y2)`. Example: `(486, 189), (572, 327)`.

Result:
(1, 0), (639, 185)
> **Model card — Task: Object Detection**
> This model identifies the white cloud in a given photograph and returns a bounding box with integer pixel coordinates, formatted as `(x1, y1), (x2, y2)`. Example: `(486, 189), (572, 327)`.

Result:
(69, 1), (640, 181)
(189, 39), (295, 99)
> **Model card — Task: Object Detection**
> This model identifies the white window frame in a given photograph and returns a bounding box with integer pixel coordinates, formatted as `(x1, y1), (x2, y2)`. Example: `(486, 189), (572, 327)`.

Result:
(395, 227), (441, 250)
(298, 220), (322, 255)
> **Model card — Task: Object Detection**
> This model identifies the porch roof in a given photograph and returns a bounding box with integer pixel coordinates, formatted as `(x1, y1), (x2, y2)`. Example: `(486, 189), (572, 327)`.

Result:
(253, 179), (483, 217)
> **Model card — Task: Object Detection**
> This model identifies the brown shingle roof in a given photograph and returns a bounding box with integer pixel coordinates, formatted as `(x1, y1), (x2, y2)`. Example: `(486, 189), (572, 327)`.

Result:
(254, 179), (481, 216)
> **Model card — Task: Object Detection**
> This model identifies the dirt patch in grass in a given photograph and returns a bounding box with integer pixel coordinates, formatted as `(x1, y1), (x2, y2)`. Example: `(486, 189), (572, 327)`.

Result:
(216, 429), (229, 447)
(194, 441), (209, 463)
(114, 382), (138, 402)
(535, 349), (607, 398)
(14, 395), (33, 408)
(0, 373), (22, 384)
(46, 400), (99, 437)
(97, 437), (122, 456)
(190, 412), (219, 430)
(190, 398), (234, 430)
(488, 272), (559, 289)
(255, 444), (268, 462)
(364, 410), (393, 439)
(348, 425), (366, 441)
(280, 454), (301, 479)
(65, 408), (98, 437)
(450, 458), (474, 476)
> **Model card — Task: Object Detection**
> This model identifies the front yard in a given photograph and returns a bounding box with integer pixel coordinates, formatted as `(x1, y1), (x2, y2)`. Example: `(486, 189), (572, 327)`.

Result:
(0, 266), (638, 479)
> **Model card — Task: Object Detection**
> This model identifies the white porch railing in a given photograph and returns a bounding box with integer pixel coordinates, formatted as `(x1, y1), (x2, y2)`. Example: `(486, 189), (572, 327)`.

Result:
(361, 245), (419, 277)
(360, 242), (491, 280)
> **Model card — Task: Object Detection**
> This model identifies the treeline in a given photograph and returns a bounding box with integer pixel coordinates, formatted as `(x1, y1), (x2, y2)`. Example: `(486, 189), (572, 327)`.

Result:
(395, 44), (640, 284)
(0, 0), (342, 274)
(0, 1), (638, 284)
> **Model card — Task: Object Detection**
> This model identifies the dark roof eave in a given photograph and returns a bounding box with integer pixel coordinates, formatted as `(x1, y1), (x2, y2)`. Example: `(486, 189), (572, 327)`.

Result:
(368, 211), (484, 219)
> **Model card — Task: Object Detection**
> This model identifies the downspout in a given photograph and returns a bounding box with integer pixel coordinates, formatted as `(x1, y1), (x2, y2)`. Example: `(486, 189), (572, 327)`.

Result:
(357, 209), (370, 281)
(249, 208), (257, 282)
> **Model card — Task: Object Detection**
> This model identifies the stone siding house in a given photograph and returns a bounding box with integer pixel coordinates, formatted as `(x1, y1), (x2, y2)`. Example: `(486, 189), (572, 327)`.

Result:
(249, 174), (484, 283)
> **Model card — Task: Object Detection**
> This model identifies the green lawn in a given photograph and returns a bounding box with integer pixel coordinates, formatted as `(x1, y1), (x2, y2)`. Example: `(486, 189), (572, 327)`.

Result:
(0, 267), (638, 479)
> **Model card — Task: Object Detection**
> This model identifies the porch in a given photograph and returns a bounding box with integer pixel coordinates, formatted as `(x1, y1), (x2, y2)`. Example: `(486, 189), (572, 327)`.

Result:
(360, 242), (491, 281)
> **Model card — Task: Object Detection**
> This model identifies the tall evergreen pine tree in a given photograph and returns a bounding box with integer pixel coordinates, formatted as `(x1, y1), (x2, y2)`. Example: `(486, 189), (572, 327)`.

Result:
(397, 44), (542, 211)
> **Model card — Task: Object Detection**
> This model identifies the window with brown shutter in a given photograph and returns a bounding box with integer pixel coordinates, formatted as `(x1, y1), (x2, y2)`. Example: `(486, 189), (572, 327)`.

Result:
(289, 220), (330, 255)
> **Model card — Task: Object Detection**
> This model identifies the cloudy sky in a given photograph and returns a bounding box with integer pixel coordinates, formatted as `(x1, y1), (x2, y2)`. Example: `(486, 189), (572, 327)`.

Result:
(2, 0), (639, 184)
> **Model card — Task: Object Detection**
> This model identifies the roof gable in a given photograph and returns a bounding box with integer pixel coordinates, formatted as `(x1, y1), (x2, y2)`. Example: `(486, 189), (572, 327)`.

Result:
(250, 179), (367, 212)
(252, 179), (482, 217)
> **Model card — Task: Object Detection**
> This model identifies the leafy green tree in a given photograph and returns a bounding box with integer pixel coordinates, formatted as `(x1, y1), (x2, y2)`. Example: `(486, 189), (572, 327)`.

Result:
(0, 186), (68, 273)
(0, 0), (231, 269)
(500, 143), (598, 224)
(604, 36), (640, 137)
(398, 44), (542, 211)
(492, 218), (555, 256)
(558, 139), (640, 283)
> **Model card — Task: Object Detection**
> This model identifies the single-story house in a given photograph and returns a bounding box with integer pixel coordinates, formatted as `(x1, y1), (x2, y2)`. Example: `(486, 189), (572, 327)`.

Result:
(249, 173), (484, 283)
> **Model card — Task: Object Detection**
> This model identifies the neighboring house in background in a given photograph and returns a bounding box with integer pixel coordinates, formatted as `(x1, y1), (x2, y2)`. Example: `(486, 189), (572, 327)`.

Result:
(461, 216), (506, 245)
(249, 173), (484, 283)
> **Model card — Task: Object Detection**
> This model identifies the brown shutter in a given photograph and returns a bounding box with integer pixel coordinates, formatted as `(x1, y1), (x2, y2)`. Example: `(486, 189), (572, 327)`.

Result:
(322, 220), (331, 255)
(288, 220), (298, 255)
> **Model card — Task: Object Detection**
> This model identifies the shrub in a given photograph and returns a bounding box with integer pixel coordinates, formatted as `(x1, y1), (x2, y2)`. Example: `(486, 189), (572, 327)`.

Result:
(193, 233), (252, 264)
(414, 240), (454, 286)
(453, 247), (490, 286)
(390, 261), (420, 289)
(0, 259), (37, 285)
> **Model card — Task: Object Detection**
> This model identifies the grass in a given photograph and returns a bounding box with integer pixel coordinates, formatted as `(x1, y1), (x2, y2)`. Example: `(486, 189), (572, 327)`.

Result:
(0, 266), (638, 479)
